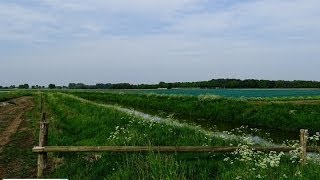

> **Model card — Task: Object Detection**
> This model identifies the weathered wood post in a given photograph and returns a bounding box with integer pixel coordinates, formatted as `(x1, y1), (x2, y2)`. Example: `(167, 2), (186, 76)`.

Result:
(37, 112), (49, 177)
(40, 93), (44, 114)
(300, 129), (308, 165)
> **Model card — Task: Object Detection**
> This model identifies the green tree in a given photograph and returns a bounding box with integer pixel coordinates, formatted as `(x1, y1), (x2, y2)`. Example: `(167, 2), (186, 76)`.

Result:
(18, 84), (29, 89)
(48, 84), (56, 89)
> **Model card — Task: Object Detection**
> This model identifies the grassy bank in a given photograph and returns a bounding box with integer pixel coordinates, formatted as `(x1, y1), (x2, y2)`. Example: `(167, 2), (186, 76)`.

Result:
(68, 92), (320, 132)
(43, 93), (320, 179)
(0, 91), (33, 102)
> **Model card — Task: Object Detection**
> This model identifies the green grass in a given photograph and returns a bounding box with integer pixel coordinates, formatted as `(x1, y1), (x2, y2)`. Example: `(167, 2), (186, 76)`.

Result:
(128, 89), (320, 98)
(67, 92), (320, 132)
(0, 90), (33, 102)
(43, 92), (320, 179)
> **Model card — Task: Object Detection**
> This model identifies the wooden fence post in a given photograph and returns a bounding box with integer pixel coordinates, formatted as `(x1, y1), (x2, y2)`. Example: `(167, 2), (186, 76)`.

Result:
(40, 93), (44, 114)
(300, 129), (308, 165)
(37, 112), (49, 177)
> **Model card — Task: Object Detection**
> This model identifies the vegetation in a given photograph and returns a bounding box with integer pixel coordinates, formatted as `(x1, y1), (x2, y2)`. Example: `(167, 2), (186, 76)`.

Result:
(66, 79), (320, 89)
(18, 84), (29, 89)
(48, 84), (56, 89)
(0, 91), (32, 102)
(42, 92), (320, 179)
(2, 78), (320, 90)
(130, 89), (320, 98)
(68, 92), (320, 132)
(0, 92), (39, 178)
(2, 91), (320, 178)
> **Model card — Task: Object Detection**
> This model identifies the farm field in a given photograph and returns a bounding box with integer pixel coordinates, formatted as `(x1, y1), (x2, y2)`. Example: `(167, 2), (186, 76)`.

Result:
(76, 88), (320, 98)
(140, 89), (320, 98)
(1, 90), (320, 179)
(69, 91), (320, 136)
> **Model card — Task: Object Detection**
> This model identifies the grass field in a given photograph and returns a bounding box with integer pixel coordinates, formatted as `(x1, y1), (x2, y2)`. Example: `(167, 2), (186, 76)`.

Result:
(68, 91), (320, 133)
(2, 91), (320, 179)
(134, 89), (320, 98)
(70, 88), (320, 98)
(44, 92), (320, 179)
(0, 91), (32, 102)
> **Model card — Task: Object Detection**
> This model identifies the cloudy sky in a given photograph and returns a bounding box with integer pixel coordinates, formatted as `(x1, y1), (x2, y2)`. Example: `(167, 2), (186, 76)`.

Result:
(1, 0), (320, 86)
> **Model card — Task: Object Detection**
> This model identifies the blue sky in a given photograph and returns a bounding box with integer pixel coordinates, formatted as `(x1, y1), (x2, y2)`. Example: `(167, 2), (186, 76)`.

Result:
(1, 0), (320, 86)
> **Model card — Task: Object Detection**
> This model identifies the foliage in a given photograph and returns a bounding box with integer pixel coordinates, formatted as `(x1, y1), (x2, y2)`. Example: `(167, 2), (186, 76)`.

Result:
(48, 84), (56, 89)
(68, 92), (320, 132)
(43, 92), (320, 179)
(18, 84), (29, 89)
(0, 91), (33, 102)
(67, 79), (320, 89)
(3, 78), (320, 90)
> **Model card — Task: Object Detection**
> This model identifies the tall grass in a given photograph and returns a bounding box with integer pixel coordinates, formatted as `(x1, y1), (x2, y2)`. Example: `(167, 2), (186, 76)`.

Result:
(0, 91), (33, 102)
(44, 93), (320, 179)
(68, 92), (320, 132)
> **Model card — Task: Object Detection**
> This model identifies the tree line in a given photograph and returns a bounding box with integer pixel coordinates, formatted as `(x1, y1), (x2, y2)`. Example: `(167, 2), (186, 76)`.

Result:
(0, 84), (66, 89)
(68, 79), (320, 89)
(1, 79), (320, 90)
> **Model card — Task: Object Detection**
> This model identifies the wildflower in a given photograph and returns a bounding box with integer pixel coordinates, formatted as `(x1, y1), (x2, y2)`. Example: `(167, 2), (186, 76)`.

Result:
(223, 157), (230, 162)
(294, 170), (302, 177)
(256, 174), (262, 179)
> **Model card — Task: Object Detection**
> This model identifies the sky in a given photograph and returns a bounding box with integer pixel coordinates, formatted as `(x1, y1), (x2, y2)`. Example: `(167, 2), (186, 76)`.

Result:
(1, 0), (320, 86)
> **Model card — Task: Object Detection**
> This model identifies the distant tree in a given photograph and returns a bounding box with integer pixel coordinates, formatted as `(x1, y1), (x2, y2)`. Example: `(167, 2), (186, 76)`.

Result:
(0, 85), (3, 89)
(18, 84), (29, 89)
(96, 83), (112, 89)
(48, 84), (56, 89)
(63, 79), (320, 90)
(159, 82), (166, 88)
(9, 85), (15, 89)
(68, 83), (76, 89)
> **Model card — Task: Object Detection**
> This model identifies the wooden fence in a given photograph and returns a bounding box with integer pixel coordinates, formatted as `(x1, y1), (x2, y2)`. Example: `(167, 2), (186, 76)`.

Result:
(32, 111), (316, 177)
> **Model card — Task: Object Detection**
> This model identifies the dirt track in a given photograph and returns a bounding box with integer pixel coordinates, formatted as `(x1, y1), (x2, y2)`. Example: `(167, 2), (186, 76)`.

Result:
(0, 97), (34, 152)
(0, 96), (35, 178)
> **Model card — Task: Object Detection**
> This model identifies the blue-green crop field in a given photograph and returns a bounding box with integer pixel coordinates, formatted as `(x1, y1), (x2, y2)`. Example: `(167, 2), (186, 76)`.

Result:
(134, 88), (320, 98)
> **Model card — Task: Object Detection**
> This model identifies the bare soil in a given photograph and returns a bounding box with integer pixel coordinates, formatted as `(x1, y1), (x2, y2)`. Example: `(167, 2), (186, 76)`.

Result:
(0, 97), (36, 178)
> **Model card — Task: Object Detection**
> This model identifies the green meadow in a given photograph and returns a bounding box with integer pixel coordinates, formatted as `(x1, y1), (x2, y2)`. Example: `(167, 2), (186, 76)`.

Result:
(2, 91), (320, 179)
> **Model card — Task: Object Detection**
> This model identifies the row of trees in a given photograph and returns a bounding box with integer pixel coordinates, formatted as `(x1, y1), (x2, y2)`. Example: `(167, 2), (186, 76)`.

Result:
(1, 79), (320, 90)
(0, 84), (67, 89)
(67, 79), (320, 89)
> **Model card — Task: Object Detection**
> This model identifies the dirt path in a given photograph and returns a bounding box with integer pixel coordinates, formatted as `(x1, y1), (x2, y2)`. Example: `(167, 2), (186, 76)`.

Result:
(0, 97), (34, 152)
(0, 96), (35, 178)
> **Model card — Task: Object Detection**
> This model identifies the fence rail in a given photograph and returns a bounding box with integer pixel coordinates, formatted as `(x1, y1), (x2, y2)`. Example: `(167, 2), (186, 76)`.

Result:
(32, 110), (315, 177)
(32, 146), (320, 153)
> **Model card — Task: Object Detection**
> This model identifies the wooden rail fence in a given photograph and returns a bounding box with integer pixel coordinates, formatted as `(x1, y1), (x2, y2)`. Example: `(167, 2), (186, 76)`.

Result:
(32, 111), (316, 177)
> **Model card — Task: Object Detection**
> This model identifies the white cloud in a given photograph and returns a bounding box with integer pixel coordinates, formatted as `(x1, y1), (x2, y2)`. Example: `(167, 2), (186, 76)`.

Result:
(170, 0), (320, 39)
(1, 0), (320, 85)
(0, 3), (55, 42)
(39, 0), (202, 15)
(2, 34), (320, 84)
